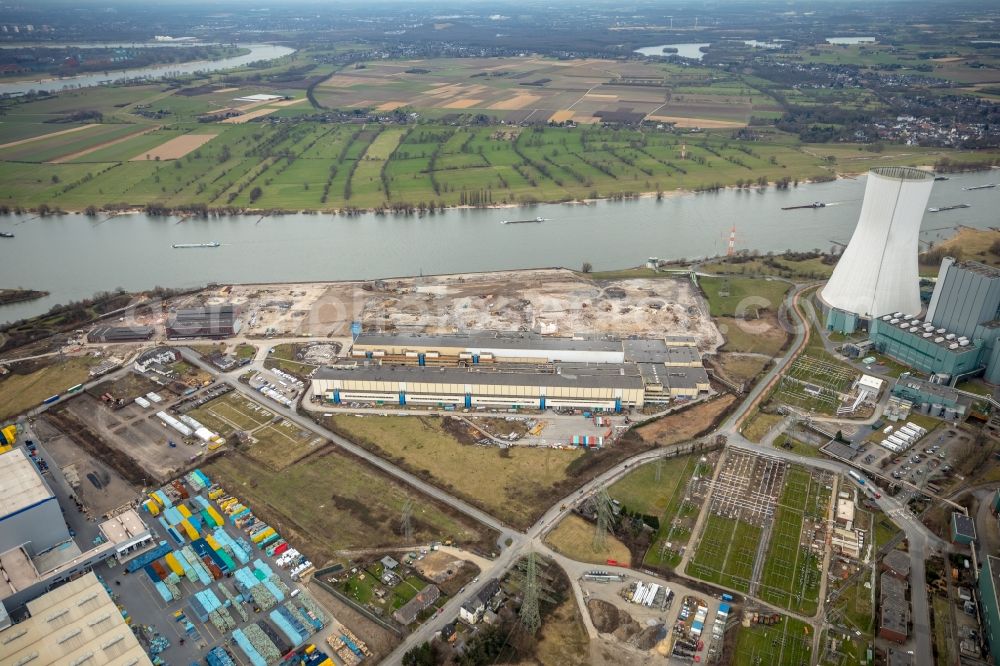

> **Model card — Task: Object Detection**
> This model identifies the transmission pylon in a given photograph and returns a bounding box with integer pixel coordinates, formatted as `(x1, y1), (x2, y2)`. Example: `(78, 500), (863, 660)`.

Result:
(519, 551), (541, 632)
(400, 499), (413, 542)
(592, 486), (613, 552)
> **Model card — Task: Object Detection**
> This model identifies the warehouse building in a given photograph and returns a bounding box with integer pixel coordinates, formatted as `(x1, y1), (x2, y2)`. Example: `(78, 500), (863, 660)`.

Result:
(351, 332), (627, 364)
(870, 260), (1000, 384)
(0, 509), (152, 612)
(87, 325), (155, 343)
(879, 572), (909, 643)
(343, 331), (711, 405)
(0, 449), (68, 556)
(889, 376), (966, 420)
(313, 362), (647, 411)
(166, 304), (241, 339)
(0, 572), (152, 665)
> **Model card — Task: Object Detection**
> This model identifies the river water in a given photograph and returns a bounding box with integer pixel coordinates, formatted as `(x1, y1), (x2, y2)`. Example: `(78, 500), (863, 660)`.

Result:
(1, 170), (997, 323)
(0, 43), (295, 96)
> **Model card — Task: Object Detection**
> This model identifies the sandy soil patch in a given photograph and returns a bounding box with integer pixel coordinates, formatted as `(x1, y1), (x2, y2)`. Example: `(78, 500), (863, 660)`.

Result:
(573, 115), (601, 124)
(269, 97), (307, 107)
(549, 110), (576, 123)
(932, 57), (965, 63)
(376, 101), (408, 111)
(215, 87), (240, 93)
(49, 126), (158, 163)
(646, 115), (747, 128)
(442, 98), (483, 109)
(0, 123), (99, 150)
(130, 133), (218, 161)
(215, 268), (723, 350)
(489, 93), (542, 110)
(221, 107), (279, 124)
(633, 394), (738, 446)
(321, 75), (386, 87)
(585, 93), (619, 100)
(425, 84), (465, 99)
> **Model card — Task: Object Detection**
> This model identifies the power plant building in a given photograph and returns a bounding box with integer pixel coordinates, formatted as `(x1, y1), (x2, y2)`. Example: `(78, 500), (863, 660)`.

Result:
(822, 167), (935, 333)
(870, 260), (1000, 385)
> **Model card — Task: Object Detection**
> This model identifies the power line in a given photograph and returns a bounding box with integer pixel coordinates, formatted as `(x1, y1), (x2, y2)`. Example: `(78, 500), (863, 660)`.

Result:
(400, 499), (413, 542)
(592, 486), (613, 552)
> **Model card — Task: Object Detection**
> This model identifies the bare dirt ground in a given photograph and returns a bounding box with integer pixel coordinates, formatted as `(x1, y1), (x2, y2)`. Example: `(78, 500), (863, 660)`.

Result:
(632, 393), (738, 446)
(35, 416), (141, 516)
(203, 269), (722, 351)
(59, 393), (201, 482)
(130, 133), (218, 161)
(306, 580), (400, 662)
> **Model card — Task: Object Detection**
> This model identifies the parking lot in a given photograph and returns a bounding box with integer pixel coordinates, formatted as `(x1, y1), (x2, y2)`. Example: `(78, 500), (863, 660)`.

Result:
(852, 421), (968, 500)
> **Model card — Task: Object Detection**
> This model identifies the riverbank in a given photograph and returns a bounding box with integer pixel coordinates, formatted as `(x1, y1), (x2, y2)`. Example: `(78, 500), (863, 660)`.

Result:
(0, 288), (48, 307)
(0, 170), (932, 217)
(1, 170), (996, 326)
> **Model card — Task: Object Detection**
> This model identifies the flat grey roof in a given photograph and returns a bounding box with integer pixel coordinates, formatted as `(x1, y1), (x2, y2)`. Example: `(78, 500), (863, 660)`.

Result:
(880, 572), (909, 636)
(953, 512), (977, 538)
(0, 449), (53, 521)
(665, 346), (702, 364)
(622, 338), (671, 363)
(354, 332), (624, 353)
(314, 362), (645, 390)
(665, 367), (710, 390)
(882, 549), (911, 577)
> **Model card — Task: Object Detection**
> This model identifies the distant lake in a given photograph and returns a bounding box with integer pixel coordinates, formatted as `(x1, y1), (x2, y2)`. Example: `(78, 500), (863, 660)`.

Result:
(634, 43), (710, 60)
(826, 37), (876, 45)
(744, 40), (785, 49)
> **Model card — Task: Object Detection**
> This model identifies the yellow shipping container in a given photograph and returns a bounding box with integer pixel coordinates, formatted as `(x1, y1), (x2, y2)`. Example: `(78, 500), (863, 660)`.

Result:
(208, 488), (225, 500)
(251, 527), (275, 543)
(144, 500), (160, 516)
(219, 497), (237, 510)
(177, 505), (192, 519)
(205, 534), (222, 551)
(206, 506), (225, 527)
(181, 520), (198, 540)
(149, 492), (165, 506)
(164, 552), (184, 577)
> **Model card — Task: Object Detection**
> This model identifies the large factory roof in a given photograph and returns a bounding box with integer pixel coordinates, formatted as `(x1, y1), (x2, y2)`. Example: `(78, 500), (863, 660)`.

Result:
(353, 331), (624, 353)
(0, 449), (54, 521)
(314, 362), (645, 389)
(0, 572), (152, 666)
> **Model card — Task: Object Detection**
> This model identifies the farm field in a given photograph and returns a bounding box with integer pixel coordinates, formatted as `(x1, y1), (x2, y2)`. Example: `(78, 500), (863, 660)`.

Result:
(607, 453), (714, 569)
(312, 56), (780, 125)
(0, 94), (994, 210)
(203, 446), (493, 565)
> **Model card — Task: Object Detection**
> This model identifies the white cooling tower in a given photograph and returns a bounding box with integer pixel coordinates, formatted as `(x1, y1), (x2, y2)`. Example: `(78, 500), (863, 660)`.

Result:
(821, 167), (934, 318)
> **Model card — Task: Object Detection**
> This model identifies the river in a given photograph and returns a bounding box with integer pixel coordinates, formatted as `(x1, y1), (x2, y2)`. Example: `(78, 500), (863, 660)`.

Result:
(0, 170), (997, 323)
(0, 43), (295, 96)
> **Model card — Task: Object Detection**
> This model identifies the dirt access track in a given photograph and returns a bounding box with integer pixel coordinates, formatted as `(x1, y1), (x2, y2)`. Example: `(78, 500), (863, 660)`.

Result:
(182, 268), (723, 351)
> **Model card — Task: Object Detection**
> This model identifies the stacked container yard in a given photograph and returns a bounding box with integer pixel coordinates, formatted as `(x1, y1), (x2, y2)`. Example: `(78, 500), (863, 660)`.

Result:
(691, 605), (708, 637)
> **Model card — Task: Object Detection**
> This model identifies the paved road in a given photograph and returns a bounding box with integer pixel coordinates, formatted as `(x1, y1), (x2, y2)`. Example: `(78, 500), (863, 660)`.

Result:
(159, 279), (937, 666)
(177, 348), (517, 547)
